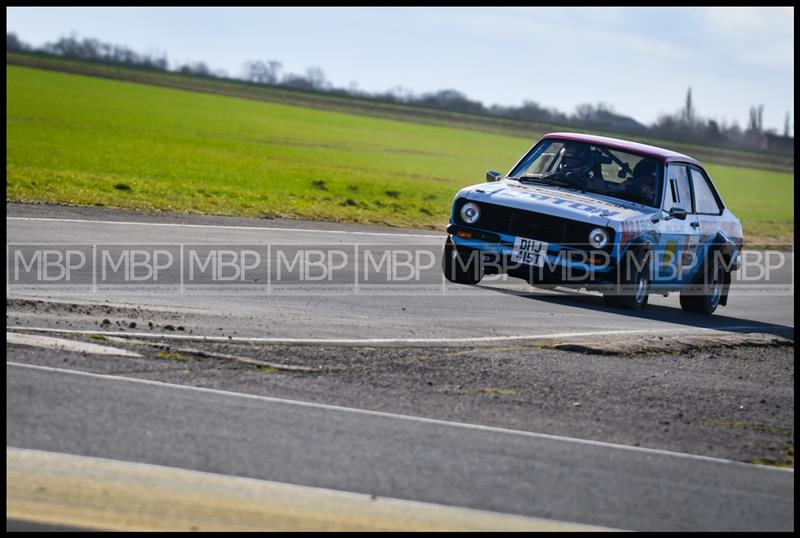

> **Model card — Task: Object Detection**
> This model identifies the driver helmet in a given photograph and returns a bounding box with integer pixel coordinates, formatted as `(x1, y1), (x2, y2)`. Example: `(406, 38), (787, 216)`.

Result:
(631, 159), (658, 200)
(632, 158), (657, 183)
(559, 143), (591, 173)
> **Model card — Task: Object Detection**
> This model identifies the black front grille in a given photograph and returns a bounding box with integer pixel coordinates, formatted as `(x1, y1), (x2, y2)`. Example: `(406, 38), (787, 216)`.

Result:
(454, 199), (613, 248)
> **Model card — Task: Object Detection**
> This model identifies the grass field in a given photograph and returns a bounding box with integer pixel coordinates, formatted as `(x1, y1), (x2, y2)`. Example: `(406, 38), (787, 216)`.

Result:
(8, 52), (794, 175)
(6, 64), (794, 244)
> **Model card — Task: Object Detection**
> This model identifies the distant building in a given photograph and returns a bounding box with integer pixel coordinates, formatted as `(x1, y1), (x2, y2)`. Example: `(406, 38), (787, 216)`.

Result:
(760, 133), (795, 154)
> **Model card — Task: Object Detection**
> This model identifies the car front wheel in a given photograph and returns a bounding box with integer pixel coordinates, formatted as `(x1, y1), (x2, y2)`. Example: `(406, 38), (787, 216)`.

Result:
(442, 236), (482, 285)
(604, 247), (650, 310)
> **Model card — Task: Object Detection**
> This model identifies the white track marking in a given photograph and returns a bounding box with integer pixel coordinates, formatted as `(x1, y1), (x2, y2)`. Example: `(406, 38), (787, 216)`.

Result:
(5, 325), (781, 345)
(7, 332), (141, 357)
(7, 361), (792, 473)
(6, 217), (445, 238)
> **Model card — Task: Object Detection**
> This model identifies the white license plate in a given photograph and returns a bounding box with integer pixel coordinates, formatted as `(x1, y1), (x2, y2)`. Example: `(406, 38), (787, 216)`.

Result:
(511, 237), (549, 267)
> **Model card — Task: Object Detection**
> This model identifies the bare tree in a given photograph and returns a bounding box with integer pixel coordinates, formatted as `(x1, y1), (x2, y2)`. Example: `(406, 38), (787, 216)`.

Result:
(574, 103), (595, 122)
(244, 60), (282, 85)
(417, 89), (485, 114)
(305, 67), (327, 89)
(178, 61), (211, 76)
(39, 32), (167, 70)
(267, 61), (282, 83)
(7, 32), (29, 51)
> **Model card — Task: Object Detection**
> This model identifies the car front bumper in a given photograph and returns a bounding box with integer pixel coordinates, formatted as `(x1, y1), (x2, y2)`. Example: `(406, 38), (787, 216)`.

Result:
(447, 224), (619, 287)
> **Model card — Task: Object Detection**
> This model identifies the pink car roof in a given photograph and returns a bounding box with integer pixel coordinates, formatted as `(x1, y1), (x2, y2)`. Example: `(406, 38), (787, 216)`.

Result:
(542, 132), (702, 166)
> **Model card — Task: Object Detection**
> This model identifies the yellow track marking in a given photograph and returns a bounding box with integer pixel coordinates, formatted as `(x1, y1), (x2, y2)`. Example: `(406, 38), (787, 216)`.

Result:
(7, 447), (613, 531)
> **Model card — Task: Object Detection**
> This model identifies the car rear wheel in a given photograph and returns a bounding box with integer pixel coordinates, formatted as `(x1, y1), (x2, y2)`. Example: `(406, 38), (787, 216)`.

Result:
(680, 252), (725, 315)
(442, 236), (482, 285)
(604, 247), (650, 310)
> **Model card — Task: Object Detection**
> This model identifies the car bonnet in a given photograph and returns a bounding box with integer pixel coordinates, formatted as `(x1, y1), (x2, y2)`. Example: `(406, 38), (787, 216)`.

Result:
(460, 181), (655, 228)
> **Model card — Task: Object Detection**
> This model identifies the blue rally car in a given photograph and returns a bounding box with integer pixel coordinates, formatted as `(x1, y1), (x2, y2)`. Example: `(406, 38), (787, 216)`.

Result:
(443, 133), (744, 315)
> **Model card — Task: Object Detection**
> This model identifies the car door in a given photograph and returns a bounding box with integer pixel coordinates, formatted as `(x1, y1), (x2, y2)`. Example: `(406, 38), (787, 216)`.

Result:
(687, 164), (726, 267)
(656, 163), (701, 285)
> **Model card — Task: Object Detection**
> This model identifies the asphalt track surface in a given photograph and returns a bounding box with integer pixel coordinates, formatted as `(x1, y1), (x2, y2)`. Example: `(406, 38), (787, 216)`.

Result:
(6, 204), (794, 343)
(7, 363), (794, 531)
(6, 204), (795, 531)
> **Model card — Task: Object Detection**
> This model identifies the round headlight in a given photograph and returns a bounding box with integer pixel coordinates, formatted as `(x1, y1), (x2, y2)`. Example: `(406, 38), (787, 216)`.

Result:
(589, 228), (609, 249)
(460, 202), (481, 225)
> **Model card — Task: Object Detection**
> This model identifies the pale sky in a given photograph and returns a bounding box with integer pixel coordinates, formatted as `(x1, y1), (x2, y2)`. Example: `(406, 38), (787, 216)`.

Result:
(6, 6), (795, 133)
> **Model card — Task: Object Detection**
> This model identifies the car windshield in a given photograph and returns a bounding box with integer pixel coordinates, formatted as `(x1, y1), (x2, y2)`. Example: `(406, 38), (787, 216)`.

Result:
(508, 139), (663, 208)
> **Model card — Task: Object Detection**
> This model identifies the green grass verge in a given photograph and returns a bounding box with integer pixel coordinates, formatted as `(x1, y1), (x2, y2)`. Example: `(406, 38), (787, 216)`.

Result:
(7, 51), (793, 174)
(6, 64), (794, 244)
(703, 163), (793, 244)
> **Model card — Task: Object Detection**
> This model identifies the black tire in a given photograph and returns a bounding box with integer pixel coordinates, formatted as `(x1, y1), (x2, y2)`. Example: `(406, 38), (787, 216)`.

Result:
(604, 247), (650, 310)
(680, 251), (725, 315)
(442, 237), (482, 285)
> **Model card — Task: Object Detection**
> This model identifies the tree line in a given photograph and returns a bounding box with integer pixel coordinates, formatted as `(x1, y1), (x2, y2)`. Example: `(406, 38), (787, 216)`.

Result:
(650, 87), (791, 151)
(7, 32), (792, 154)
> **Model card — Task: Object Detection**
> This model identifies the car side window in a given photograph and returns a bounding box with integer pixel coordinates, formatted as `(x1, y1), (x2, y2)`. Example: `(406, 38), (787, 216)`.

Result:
(664, 164), (692, 212)
(689, 167), (722, 215)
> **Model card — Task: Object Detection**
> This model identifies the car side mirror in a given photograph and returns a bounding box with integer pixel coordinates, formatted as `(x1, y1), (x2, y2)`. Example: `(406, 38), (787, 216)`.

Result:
(486, 170), (501, 182)
(667, 207), (688, 220)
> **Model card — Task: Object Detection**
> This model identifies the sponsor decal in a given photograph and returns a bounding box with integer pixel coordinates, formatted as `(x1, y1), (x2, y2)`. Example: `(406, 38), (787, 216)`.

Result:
(663, 240), (678, 267)
(502, 185), (623, 217)
(681, 235), (700, 269)
(620, 219), (650, 248)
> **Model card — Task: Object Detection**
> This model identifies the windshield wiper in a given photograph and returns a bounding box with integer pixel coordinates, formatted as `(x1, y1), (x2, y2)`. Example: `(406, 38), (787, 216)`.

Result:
(518, 172), (585, 190)
(510, 174), (547, 184)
